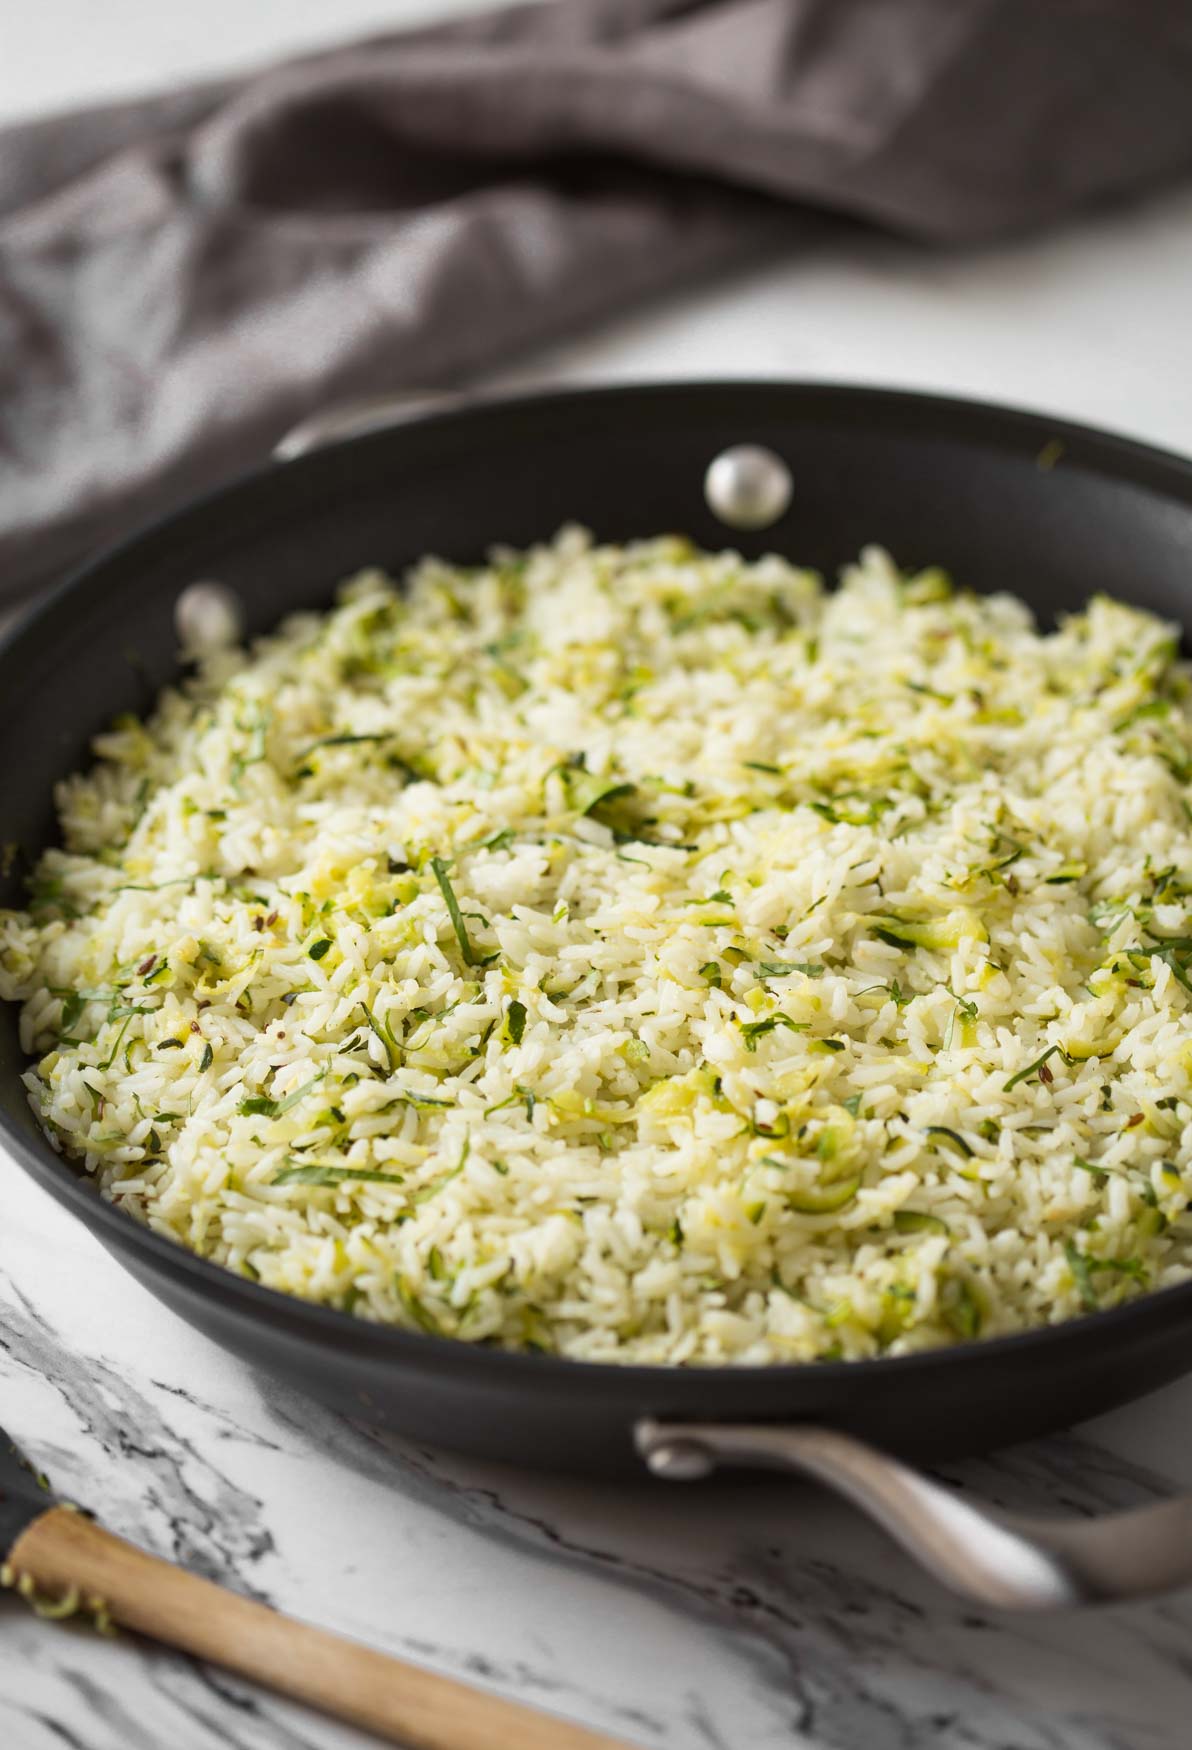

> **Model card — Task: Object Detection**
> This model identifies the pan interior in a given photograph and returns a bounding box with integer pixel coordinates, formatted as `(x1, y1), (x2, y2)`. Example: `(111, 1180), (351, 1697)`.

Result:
(4, 384), (1192, 1444)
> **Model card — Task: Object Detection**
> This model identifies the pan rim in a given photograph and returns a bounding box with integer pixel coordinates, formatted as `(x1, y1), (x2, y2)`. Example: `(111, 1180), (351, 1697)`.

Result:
(6, 375), (1192, 1396)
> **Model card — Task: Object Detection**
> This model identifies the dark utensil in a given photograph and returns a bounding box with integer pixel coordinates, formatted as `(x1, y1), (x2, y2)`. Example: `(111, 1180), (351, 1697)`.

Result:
(0, 1426), (631, 1748)
(5, 382), (1192, 1605)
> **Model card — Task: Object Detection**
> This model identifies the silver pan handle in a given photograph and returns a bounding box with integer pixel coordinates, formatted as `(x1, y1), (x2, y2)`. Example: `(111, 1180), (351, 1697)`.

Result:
(636, 1419), (1192, 1609)
(273, 390), (465, 460)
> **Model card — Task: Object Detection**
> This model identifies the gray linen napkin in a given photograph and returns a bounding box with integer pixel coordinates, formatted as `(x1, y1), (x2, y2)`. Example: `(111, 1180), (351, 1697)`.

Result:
(2, 0), (1191, 601)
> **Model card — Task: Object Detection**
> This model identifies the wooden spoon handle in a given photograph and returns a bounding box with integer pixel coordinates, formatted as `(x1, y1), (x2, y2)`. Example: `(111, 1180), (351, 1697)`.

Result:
(9, 1507), (630, 1750)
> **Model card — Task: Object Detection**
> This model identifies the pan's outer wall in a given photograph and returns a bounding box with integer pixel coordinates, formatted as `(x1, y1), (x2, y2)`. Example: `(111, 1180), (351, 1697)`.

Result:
(6, 382), (1192, 1474)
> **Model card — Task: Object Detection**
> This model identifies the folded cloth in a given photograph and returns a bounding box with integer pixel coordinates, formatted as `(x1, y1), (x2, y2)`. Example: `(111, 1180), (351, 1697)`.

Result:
(2, 0), (1191, 602)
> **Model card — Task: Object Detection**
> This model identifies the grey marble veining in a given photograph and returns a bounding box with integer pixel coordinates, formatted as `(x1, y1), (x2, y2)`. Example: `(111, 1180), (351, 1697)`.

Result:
(4, 1153), (1192, 1750)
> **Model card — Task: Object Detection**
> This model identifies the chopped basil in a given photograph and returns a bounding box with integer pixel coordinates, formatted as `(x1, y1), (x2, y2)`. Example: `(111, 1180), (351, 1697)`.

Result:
(740, 1013), (808, 1051)
(1145, 943), (1192, 995)
(1072, 1155), (1110, 1185)
(275, 1163), (405, 1187)
(113, 877), (193, 894)
(1003, 1044), (1062, 1091)
(239, 1068), (327, 1118)
(471, 826), (514, 853)
(484, 1086), (537, 1120)
(361, 1003), (399, 1072)
(308, 938), (332, 960)
(199, 1042), (214, 1073)
(431, 856), (494, 967)
(505, 1000), (527, 1046)
(414, 1144), (469, 1204)
(96, 1007), (149, 1070)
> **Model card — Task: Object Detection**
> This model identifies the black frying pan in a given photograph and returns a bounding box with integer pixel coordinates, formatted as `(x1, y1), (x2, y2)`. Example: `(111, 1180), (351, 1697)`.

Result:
(6, 382), (1192, 1608)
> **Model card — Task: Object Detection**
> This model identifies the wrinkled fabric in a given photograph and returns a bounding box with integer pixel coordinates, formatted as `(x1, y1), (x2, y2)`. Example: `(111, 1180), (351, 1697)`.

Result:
(2, 0), (1191, 600)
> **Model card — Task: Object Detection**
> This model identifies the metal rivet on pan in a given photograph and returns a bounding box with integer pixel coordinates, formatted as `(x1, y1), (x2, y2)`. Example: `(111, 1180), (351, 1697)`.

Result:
(704, 445), (793, 531)
(640, 1438), (715, 1482)
(174, 581), (243, 655)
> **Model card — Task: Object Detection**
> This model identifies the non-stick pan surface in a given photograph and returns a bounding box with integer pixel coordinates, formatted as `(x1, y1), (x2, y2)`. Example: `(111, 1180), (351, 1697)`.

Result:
(5, 382), (1192, 1481)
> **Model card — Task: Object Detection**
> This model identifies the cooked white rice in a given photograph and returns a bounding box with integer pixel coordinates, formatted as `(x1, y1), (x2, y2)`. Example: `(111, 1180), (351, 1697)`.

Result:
(4, 529), (1192, 1364)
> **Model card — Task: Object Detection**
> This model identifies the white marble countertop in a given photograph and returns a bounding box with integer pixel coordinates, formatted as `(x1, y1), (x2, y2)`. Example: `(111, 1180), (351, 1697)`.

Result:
(6, 6), (1192, 1748)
